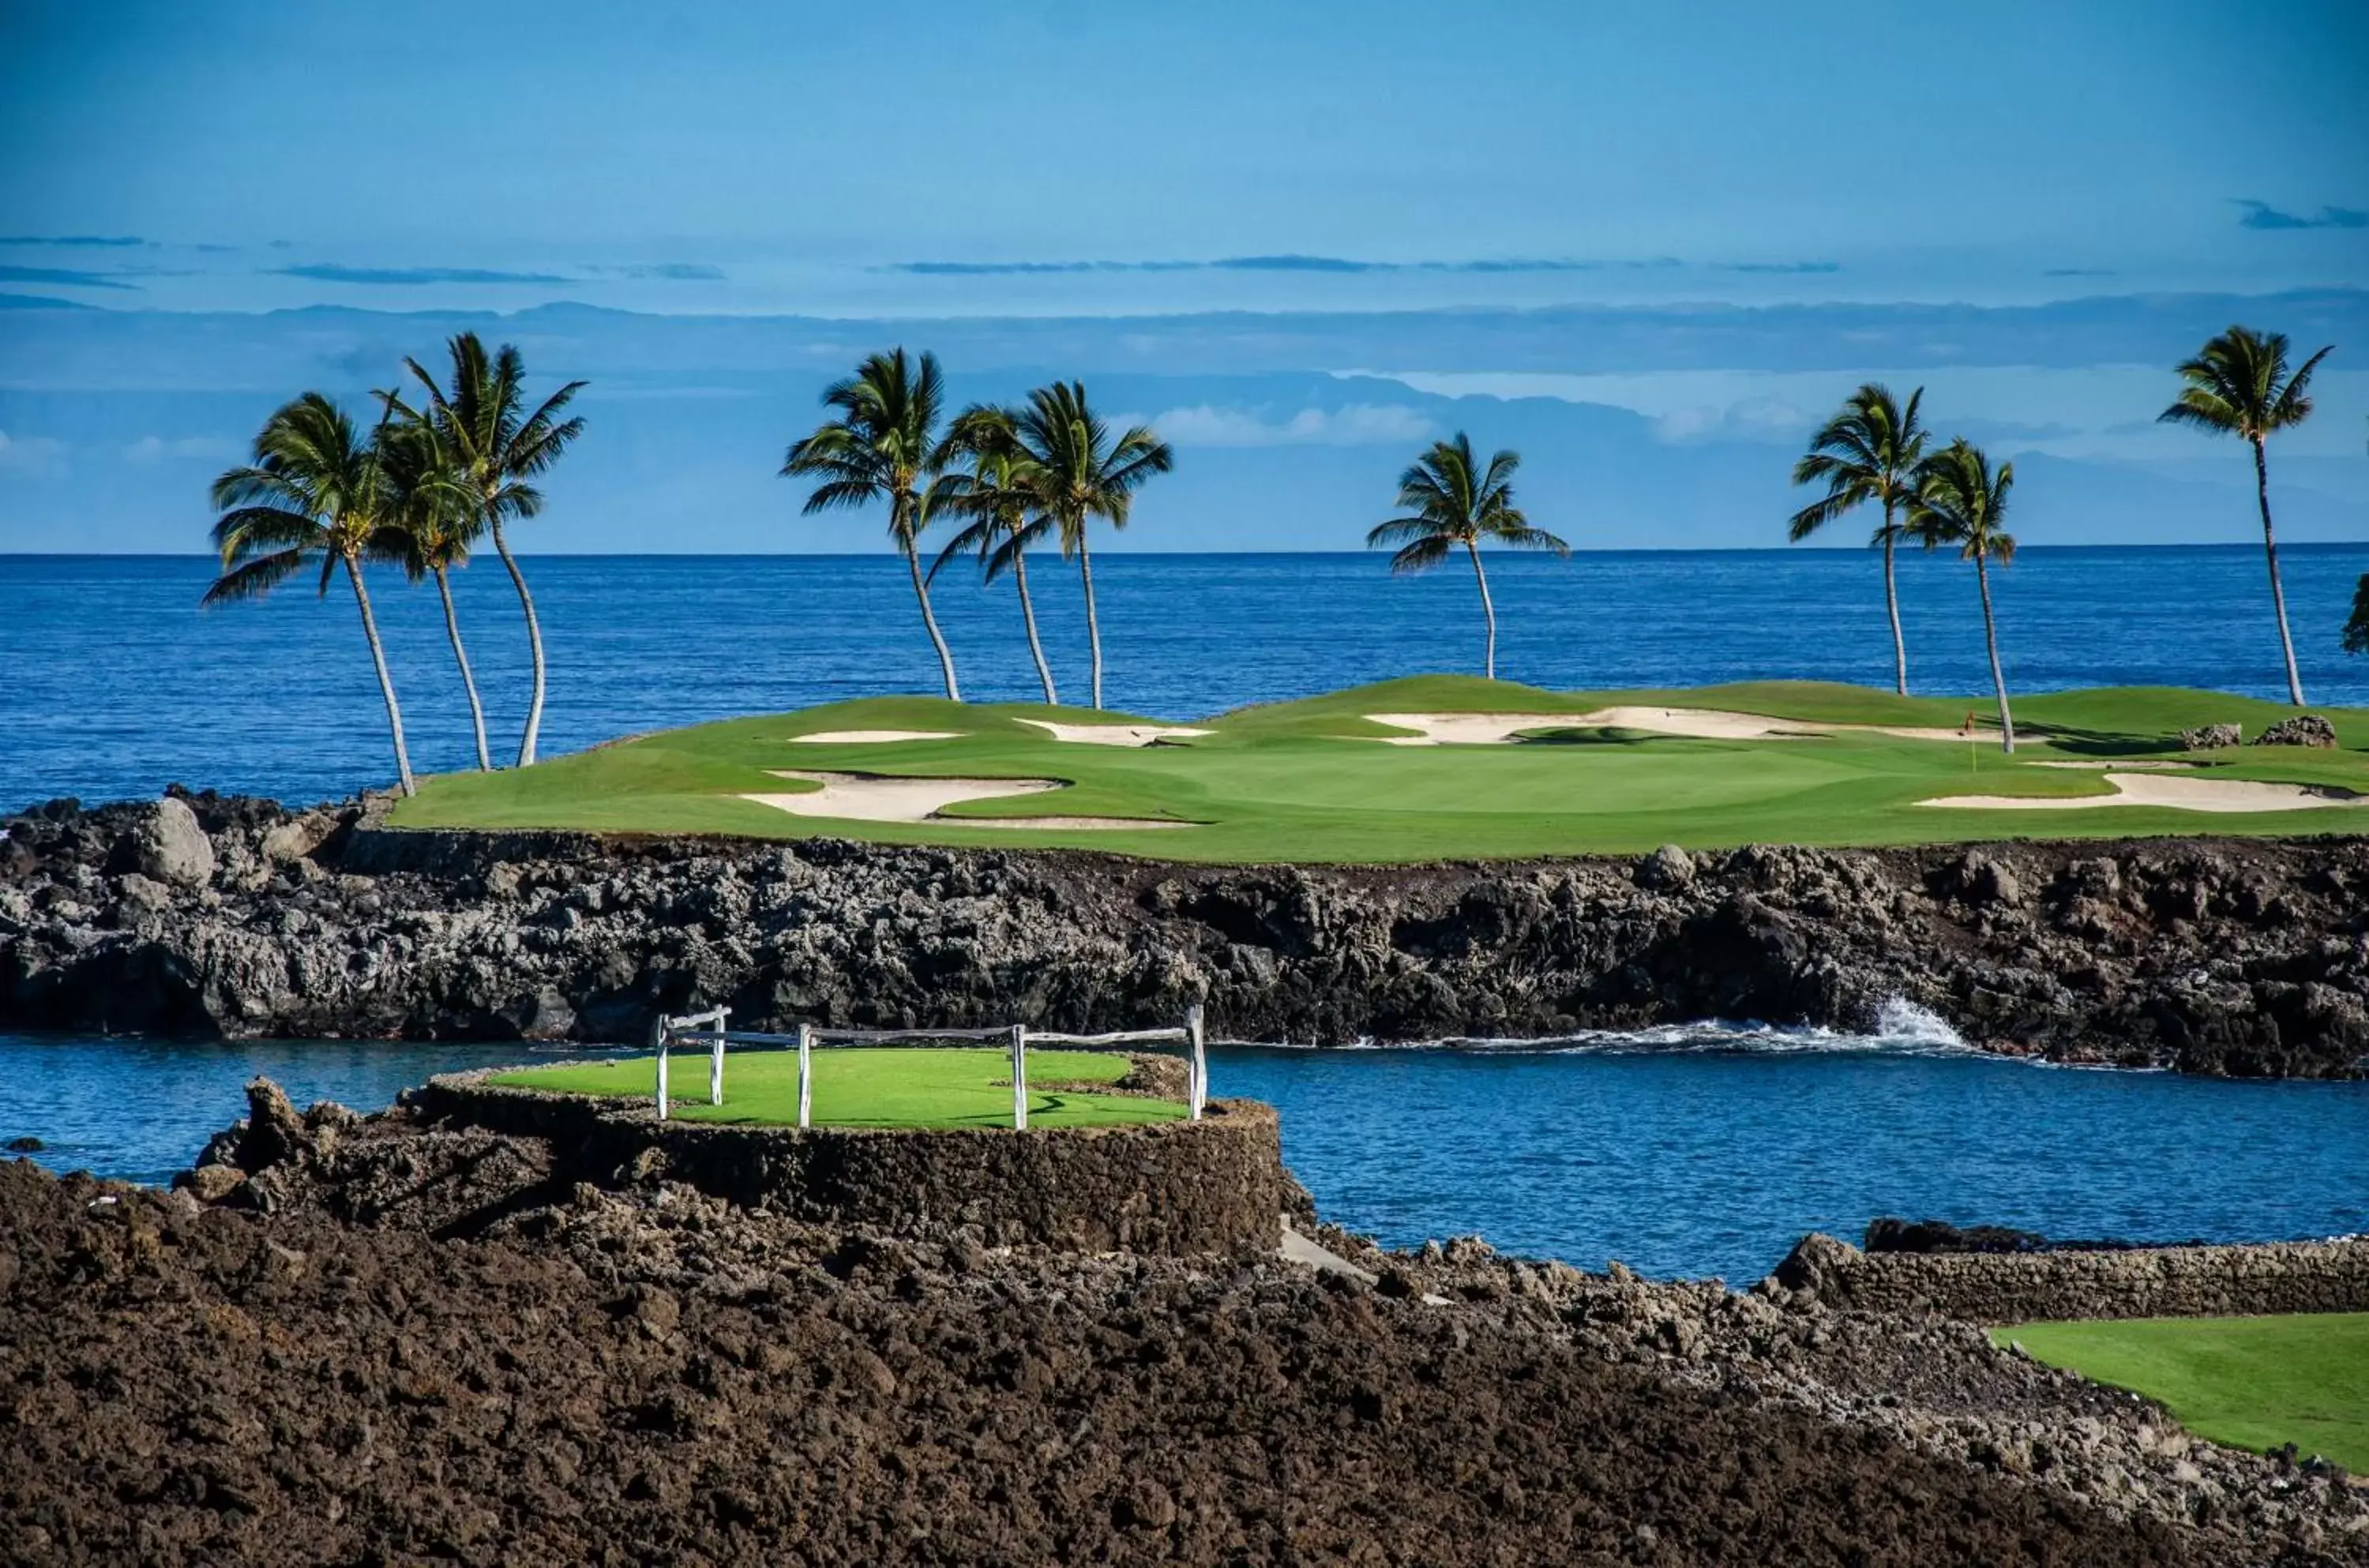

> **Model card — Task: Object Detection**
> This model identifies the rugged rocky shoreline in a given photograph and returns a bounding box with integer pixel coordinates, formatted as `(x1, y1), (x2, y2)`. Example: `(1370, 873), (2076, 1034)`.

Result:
(5, 790), (2367, 1076)
(4, 1083), (2364, 1566)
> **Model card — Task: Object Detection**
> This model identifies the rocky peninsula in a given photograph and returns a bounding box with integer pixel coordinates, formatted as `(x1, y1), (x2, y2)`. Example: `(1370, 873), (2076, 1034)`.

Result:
(4, 790), (2366, 1075)
(5, 1081), (2364, 1566)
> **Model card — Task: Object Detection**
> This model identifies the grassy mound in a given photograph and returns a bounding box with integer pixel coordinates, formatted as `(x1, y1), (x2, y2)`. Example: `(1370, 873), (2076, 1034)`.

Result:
(1993, 1314), (2369, 1470)
(488, 1046), (1186, 1131)
(388, 675), (2369, 862)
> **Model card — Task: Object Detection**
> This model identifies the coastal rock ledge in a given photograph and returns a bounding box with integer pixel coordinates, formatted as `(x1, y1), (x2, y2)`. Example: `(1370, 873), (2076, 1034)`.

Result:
(4, 792), (2367, 1077)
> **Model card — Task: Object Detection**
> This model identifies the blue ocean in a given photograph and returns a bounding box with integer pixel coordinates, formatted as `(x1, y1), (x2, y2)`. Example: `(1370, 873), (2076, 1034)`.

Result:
(6, 546), (2367, 1278)
(6, 544), (2368, 808)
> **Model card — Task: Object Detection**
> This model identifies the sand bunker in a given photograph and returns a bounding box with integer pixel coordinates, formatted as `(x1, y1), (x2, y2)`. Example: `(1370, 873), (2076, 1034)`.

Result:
(1368, 708), (1970, 745)
(1016, 719), (1211, 746)
(1920, 773), (2367, 815)
(788, 730), (959, 745)
(743, 771), (1185, 829)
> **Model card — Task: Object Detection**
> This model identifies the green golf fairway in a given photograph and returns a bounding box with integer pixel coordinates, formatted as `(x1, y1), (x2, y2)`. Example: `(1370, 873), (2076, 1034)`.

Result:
(487, 1046), (1187, 1130)
(1992, 1314), (2369, 1470)
(389, 675), (2369, 864)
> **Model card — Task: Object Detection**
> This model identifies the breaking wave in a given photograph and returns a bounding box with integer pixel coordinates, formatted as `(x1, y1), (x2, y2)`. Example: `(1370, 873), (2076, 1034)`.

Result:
(1282, 997), (1976, 1057)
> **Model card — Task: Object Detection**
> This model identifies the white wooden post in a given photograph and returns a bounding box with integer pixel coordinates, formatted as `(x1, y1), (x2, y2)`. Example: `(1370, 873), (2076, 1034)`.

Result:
(1011, 1022), (1029, 1131)
(1186, 1003), (1207, 1120)
(707, 1006), (730, 1107)
(796, 1022), (813, 1129)
(651, 1015), (670, 1121)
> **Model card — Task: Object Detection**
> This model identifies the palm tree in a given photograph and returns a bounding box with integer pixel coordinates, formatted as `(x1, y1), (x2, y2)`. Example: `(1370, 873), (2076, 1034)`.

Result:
(202, 393), (418, 795)
(1366, 433), (1568, 680)
(1008, 381), (1173, 711)
(2159, 325), (2333, 707)
(2343, 574), (2369, 658)
(379, 410), (493, 771)
(1788, 384), (1928, 696)
(396, 334), (587, 765)
(784, 348), (962, 701)
(1911, 438), (2019, 754)
(931, 406), (1059, 704)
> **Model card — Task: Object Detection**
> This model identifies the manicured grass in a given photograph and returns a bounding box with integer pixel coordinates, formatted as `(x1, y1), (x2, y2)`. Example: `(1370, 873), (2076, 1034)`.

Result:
(1991, 1314), (2369, 1470)
(388, 674), (2369, 863)
(487, 1046), (1185, 1130)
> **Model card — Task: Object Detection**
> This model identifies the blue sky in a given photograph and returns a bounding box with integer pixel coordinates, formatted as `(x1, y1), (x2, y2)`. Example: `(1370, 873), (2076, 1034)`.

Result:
(3, 0), (2364, 314)
(0, 1), (2364, 552)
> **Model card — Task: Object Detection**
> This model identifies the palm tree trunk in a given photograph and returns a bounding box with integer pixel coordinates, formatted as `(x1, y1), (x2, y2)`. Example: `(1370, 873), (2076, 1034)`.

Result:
(1882, 513), (1908, 697)
(1975, 550), (2014, 755)
(903, 538), (961, 702)
(432, 565), (493, 772)
(1011, 542), (1058, 705)
(344, 553), (417, 797)
(2254, 439), (2307, 706)
(1079, 532), (1106, 711)
(486, 512), (548, 766)
(1467, 542), (1499, 681)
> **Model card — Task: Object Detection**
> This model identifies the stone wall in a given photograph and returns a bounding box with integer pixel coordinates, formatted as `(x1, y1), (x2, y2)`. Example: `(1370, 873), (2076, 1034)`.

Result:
(1769, 1232), (2369, 1323)
(416, 1071), (1284, 1259)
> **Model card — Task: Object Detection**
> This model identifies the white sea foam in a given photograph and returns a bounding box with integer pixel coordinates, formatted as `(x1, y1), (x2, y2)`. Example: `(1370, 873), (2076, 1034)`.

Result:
(1243, 1004), (1982, 1059)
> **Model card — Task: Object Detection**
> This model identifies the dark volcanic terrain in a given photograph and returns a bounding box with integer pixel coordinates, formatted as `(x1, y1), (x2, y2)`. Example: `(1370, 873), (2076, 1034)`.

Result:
(6, 791), (2367, 1075)
(5, 1085), (2365, 1566)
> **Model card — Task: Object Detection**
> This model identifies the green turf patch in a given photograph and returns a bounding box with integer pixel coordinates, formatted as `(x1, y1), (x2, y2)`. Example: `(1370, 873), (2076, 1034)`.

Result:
(388, 676), (2369, 863)
(486, 1047), (1186, 1130)
(1991, 1313), (2369, 1471)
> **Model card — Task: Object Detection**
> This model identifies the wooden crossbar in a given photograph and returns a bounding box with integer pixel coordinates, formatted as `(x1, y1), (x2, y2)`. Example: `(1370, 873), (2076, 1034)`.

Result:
(655, 1003), (1210, 1127)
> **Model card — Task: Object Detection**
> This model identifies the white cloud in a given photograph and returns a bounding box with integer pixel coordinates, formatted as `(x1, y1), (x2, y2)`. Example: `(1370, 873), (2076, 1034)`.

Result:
(1151, 403), (1435, 448)
(0, 430), (67, 475)
(122, 434), (238, 465)
(1654, 395), (1817, 445)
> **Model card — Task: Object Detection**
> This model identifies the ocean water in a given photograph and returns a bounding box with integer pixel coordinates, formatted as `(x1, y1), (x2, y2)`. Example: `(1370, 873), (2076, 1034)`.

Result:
(7, 548), (2367, 1278)
(4, 1018), (2363, 1282)
(6, 545), (2369, 809)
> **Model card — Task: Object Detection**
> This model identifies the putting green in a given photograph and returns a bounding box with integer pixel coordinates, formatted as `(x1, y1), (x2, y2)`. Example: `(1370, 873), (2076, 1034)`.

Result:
(389, 674), (2369, 863)
(487, 1047), (1186, 1130)
(1992, 1314), (2369, 1470)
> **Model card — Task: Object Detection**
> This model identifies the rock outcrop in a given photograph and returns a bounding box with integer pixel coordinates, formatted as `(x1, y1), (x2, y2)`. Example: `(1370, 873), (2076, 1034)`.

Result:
(4, 790), (2367, 1077)
(2179, 722), (2243, 750)
(2256, 715), (2341, 749)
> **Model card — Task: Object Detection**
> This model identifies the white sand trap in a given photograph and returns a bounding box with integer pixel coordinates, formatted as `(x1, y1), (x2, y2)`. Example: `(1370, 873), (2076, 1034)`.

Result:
(1369, 707), (1981, 745)
(788, 730), (959, 745)
(1016, 718), (1211, 746)
(1920, 773), (2368, 814)
(1368, 712), (1618, 745)
(743, 771), (1186, 830)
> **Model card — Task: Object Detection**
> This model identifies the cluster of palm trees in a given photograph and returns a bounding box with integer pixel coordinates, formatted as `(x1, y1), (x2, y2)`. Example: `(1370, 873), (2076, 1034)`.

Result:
(783, 349), (1173, 710)
(202, 333), (584, 795)
(212, 322), (2348, 794)
(1790, 324), (2339, 752)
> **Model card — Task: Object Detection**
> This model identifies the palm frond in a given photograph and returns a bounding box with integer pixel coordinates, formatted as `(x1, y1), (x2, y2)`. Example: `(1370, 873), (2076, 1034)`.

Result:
(1387, 536), (1454, 575)
(199, 547), (308, 607)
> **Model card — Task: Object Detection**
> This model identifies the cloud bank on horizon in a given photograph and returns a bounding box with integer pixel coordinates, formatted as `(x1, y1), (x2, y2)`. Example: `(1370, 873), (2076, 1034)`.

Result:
(0, 0), (2362, 552)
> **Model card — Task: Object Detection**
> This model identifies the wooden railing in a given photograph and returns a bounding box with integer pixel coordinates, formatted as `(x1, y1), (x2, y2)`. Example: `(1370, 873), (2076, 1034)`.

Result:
(651, 1006), (1208, 1130)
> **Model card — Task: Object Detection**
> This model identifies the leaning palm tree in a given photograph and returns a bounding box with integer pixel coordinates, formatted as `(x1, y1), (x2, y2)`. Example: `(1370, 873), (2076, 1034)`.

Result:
(1366, 433), (1568, 680)
(1008, 381), (1173, 710)
(931, 405), (1060, 704)
(2160, 325), (2333, 706)
(397, 334), (587, 764)
(379, 410), (493, 771)
(202, 393), (418, 795)
(1789, 384), (1928, 696)
(1910, 438), (2019, 754)
(784, 348), (962, 701)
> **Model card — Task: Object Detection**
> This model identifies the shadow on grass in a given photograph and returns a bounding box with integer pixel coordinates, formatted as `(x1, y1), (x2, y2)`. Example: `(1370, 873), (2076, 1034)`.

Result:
(2029, 725), (2195, 759)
